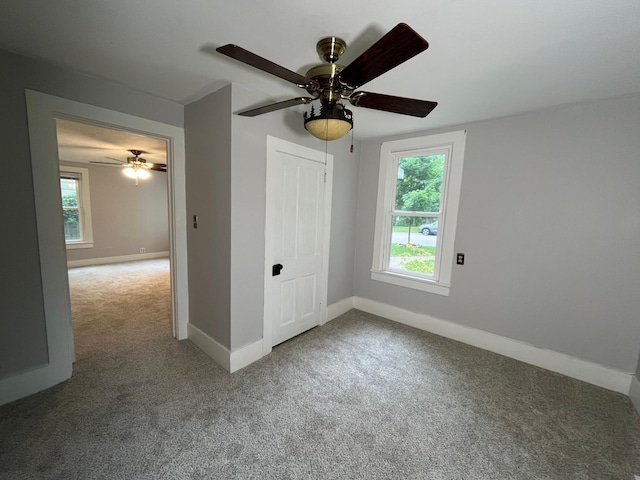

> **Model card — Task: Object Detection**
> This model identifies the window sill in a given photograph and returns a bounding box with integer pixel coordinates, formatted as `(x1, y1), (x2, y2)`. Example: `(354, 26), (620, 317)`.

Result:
(371, 269), (450, 296)
(65, 242), (94, 250)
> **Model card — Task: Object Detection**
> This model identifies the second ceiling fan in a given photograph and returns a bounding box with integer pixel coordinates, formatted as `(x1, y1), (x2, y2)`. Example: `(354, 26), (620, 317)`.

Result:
(91, 149), (167, 186)
(216, 23), (437, 141)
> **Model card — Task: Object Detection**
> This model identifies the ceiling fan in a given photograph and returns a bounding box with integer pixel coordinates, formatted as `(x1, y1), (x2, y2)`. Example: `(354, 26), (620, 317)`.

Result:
(90, 149), (167, 185)
(216, 23), (437, 141)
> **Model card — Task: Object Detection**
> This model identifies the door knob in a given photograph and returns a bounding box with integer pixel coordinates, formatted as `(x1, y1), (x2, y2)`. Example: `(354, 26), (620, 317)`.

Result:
(272, 263), (283, 276)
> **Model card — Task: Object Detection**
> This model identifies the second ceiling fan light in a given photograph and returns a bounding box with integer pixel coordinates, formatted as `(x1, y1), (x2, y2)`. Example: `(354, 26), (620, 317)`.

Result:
(124, 165), (150, 180)
(89, 149), (167, 186)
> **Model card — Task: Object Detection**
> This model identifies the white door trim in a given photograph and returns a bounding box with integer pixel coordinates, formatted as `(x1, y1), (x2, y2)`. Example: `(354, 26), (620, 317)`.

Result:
(263, 136), (333, 355)
(0, 90), (188, 405)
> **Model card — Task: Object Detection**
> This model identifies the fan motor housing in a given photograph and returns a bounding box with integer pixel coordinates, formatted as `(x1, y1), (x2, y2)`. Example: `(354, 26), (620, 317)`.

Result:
(305, 63), (351, 104)
(316, 37), (347, 63)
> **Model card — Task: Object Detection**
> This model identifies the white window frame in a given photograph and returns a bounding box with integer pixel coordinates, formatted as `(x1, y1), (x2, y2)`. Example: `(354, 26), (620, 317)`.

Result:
(371, 130), (466, 296)
(59, 165), (94, 249)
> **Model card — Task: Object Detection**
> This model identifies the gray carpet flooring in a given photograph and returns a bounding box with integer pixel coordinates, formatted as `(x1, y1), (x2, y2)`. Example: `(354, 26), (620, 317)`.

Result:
(1, 259), (639, 479)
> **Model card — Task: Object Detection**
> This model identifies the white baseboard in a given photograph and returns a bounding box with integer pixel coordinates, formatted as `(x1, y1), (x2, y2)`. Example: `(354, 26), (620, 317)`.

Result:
(190, 297), (632, 396)
(327, 297), (355, 322)
(187, 323), (230, 372)
(187, 323), (264, 373)
(67, 251), (169, 268)
(0, 361), (71, 406)
(230, 340), (264, 373)
(629, 375), (640, 414)
(188, 298), (356, 373)
(352, 296), (632, 395)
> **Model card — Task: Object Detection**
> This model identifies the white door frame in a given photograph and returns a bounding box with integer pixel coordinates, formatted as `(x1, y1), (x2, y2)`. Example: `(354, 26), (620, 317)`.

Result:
(263, 136), (333, 355)
(0, 90), (188, 405)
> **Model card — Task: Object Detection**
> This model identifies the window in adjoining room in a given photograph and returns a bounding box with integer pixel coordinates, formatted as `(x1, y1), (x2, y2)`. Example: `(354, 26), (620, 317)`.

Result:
(60, 166), (94, 249)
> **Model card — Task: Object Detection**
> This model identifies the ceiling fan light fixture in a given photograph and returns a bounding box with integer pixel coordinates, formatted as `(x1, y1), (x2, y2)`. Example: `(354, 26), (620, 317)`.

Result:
(123, 167), (138, 179)
(304, 103), (353, 141)
(124, 165), (151, 180)
(217, 23), (435, 139)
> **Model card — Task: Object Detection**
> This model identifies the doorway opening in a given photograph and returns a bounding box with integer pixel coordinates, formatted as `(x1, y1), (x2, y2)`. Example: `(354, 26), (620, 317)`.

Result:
(16, 90), (188, 403)
(55, 118), (173, 360)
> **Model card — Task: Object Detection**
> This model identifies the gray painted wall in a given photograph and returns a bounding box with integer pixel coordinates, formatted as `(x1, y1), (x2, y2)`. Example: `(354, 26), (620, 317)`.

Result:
(183, 83), (358, 352)
(0, 49), (182, 380)
(354, 94), (640, 373)
(185, 86), (233, 348)
(61, 161), (169, 261)
(229, 84), (358, 350)
(327, 138), (360, 307)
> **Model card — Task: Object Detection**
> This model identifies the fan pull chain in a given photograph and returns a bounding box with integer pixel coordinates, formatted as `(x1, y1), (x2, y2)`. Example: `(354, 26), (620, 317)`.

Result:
(350, 126), (354, 153)
(324, 119), (329, 166)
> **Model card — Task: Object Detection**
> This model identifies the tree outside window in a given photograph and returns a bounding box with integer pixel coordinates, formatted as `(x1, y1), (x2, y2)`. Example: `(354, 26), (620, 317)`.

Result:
(391, 154), (444, 277)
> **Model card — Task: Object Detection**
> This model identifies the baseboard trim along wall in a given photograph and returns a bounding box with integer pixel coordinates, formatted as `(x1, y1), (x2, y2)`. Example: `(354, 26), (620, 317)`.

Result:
(67, 251), (169, 268)
(0, 361), (71, 406)
(187, 323), (264, 374)
(629, 376), (640, 415)
(187, 323), (230, 371)
(327, 297), (355, 322)
(350, 296), (632, 395)
(188, 299), (350, 373)
(188, 299), (354, 374)
(188, 295), (633, 396)
(230, 339), (264, 373)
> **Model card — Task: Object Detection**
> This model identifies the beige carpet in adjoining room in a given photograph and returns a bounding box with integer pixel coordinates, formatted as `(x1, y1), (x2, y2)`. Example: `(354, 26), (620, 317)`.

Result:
(1, 259), (639, 479)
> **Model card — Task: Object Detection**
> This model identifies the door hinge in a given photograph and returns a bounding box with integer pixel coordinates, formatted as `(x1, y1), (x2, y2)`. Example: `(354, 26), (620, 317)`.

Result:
(324, 172), (327, 183)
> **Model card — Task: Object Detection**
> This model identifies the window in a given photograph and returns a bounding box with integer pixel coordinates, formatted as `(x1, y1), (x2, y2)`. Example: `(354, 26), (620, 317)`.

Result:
(59, 166), (93, 249)
(371, 130), (466, 296)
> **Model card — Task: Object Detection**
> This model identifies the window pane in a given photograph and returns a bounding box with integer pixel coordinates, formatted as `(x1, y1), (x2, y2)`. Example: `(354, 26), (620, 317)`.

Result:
(60, 177), (80, 241)
(63, 209), (81, 241)
(60, 178), (79, 207)
(389, 215), (438, 276)
(395, 155), (445, 213)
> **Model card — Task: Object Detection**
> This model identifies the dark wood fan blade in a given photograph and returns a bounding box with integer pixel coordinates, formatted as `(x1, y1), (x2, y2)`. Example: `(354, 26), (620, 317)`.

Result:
(89, 161), (123, 166)
(349, 92), (437, 117)
(338, 23), (428, 89)
(237, 97), (315, 117)
(149, 164), (167, 172)
(217, 44), (313, 87)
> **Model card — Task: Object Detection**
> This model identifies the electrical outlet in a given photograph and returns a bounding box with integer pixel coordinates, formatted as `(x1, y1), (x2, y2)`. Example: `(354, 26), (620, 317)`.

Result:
(456, 253), (465, 265)
(140, 248), (146, 254)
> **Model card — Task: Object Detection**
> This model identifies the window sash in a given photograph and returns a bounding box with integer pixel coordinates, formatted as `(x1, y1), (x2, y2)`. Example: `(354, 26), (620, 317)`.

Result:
(60, 176), (83, 242)
(60, 166), (93, 248)
(383, 146), (451, 282)
(384, 213), (441, 281)
(371, 130), (466, 296)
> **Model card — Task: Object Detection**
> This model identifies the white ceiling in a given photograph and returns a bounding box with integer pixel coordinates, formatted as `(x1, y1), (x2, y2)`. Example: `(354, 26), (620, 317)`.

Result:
(2, 1), (640, 140)
(55, 119), (167, 166)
